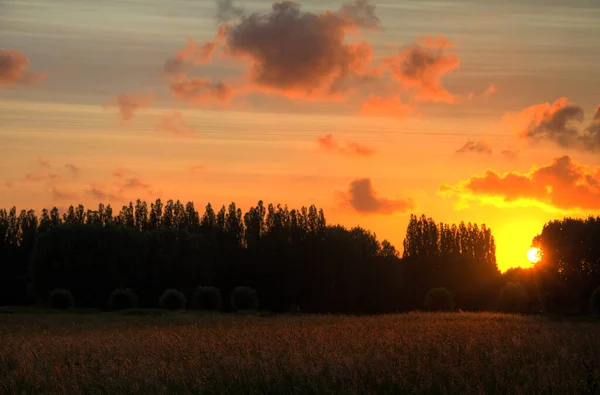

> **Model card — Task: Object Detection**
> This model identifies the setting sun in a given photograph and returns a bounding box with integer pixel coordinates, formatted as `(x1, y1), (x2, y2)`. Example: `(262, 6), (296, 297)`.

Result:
(527, 248), (542, 264)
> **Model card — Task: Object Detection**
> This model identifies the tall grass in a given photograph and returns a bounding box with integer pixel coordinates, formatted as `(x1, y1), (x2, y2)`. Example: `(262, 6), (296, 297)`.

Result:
(0, 312), (598, 394)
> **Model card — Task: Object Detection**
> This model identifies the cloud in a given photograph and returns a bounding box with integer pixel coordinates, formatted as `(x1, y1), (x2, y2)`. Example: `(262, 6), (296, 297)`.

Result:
(456, 140), (492, 155)
(317, 134), (375, 157)
(85, 186), (120, 201)
(221, 1), (378, 99)
(501, 149), (520, 160)
(503, 98), (600, 152)
(169, 75), (233, 104)
(38, 158), (51, 168)
(443, 155), (600, 211)
(216, 0), (245, 24)
(338, 178), (416, 214)
(164, 26), (226, 75)
(25, 173), (45, 182)
(155, 111), (196, 137)
(484, 83), (497, 96)
(104, 93), (154, 121)
(0, 50), (46, 87)
(189, 165), (206, 174)
(360, 95), (413, 118)
(121, 177), (151, 191)
(382, 35), (459, 103)
(51, 187), (77, 201)
(337, 0), (381, 29)
(65, 163), (80, 176)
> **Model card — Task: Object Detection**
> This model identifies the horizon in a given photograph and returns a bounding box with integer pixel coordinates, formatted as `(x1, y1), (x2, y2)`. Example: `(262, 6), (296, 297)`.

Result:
(2, 0), (600, 272)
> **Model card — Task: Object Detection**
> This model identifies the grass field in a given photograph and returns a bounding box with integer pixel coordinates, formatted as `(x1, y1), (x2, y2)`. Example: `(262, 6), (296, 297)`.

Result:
(1, 312), (599, 394)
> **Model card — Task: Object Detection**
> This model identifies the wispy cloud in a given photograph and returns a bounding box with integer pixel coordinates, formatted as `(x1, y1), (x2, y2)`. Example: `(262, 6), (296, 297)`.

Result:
(316, 134), (375, 157)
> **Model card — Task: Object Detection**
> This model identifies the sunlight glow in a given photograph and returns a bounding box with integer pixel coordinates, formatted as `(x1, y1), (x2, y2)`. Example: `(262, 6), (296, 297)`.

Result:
(527, 247), (542, 264)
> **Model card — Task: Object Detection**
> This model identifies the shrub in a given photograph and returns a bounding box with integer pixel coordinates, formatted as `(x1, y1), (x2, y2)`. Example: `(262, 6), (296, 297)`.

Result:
(590, 286), (600, 315)
(159, 289), (187, 311)
(498, 282), (529, 313)
(192, 286), (223, 311)
(49, 288), (74, 309)
(108, 288), (138, 311)
(425, 288), (455, 312)
(230, 287), (259, 311)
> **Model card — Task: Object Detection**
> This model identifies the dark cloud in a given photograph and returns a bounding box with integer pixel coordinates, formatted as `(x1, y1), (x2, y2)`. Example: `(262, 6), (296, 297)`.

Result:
(0, 50), (46, 87)
(337, 0), (381, 29)
(501, 149), (520, 160)
(85, 186), (120, 201)
(216, 0), (245, 24)
(505, 98), (600, 152)
(456, 140), (492, 155)
(121, 177), (151, 191)
(65, 163), (80, 176)
(38, 158), (51, 168)
(222, 1), (377, 98)
(338, 178), (416, 214)
(382, 35), (459, 103)
(316, 134), (374, 157)
(444, 155), (600, 211)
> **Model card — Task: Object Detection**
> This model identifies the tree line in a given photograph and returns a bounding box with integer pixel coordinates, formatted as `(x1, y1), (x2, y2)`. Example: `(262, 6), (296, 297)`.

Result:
(0, 200), (599, 314)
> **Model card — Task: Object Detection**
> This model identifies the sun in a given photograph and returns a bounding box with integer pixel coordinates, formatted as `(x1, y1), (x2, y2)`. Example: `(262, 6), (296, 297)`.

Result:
(527, 247), (542, 264)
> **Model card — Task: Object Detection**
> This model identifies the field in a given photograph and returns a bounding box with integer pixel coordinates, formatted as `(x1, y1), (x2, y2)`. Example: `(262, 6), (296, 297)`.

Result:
(1, 312), (599, 395)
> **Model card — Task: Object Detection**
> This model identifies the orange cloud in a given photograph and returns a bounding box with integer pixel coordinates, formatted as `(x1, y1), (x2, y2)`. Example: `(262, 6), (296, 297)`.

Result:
(317, 134), (374, 157)
(337, 178), (416, 214)
(444, 155), (600, 211)
(221, 1), (379, 99)
(484, 83), (497, 96)
(360, 95), (413, 118)
(0, 50), (46, 87)
(104, 93), (154, 121)
(382, 35), (459, 103)
(189, 165), (206, 174)
(164, 26), (227, 75)
(456, 140), (492, 155)
(155, 111), (196, 138)
(169, 75), (233, 104)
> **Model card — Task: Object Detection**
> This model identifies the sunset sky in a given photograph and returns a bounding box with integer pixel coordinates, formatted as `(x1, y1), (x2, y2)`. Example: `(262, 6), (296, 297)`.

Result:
(2, 0), (600, 271)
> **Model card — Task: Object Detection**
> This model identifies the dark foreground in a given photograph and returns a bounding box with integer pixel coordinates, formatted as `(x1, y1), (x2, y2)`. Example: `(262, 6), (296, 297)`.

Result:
(0, 311), (599, 395)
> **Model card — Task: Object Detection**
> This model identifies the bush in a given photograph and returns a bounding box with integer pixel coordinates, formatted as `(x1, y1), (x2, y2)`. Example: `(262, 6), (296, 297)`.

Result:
(159, 289), (187, 311)
(192, 286), (223, 311)
(49, 288), (74, 309)
(498, 282), (529, 313)
(590, 286), (600, 315)
(425, 288), (455, 312)
(230, 287), (259, 311)
(108, 288), (138, 311)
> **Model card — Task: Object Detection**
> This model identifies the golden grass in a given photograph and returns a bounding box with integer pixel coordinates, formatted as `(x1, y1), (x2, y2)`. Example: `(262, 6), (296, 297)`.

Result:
(0, 312), (598, 394)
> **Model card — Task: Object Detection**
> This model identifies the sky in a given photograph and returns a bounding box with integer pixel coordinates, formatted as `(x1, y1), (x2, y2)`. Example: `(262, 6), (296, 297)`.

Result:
(1, 0), (600, 271)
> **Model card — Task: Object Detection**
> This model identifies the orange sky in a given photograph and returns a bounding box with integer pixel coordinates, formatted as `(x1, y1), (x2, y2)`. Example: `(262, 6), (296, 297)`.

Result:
(2, 0), (600, 271)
